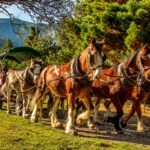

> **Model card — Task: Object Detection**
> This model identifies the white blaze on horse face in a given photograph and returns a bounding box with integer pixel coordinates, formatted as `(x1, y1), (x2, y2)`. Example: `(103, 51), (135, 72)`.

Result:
(93, 51), (103, 79)
(33, 75), (39, 84)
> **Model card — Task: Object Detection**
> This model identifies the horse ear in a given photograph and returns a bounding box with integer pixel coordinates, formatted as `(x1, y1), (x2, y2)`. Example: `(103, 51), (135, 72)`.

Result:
(140, 44), (150, 56)
(91, 38), (96, 45)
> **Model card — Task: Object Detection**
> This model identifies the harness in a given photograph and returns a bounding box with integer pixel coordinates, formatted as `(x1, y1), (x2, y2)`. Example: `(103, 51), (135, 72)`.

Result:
(70, 55), (91, 86)
(118, 50), (150, 91)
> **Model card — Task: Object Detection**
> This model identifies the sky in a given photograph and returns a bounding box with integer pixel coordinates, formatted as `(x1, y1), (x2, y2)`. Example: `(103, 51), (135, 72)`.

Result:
(0, 5), (32, 22)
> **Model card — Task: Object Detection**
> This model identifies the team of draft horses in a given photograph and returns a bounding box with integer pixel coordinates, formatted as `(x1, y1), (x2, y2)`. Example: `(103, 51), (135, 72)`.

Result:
(0, 38), (150, 135)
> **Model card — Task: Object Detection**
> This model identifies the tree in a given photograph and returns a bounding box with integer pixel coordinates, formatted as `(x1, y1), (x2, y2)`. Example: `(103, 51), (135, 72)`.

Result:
(0, 1), (74, 28)
(1, 38), (13, 52)
(55, 0), (150, 63)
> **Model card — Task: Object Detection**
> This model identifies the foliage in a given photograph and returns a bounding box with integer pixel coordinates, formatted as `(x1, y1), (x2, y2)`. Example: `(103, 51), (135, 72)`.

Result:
(1, 0), (150, 66)
(0, 38), (14, 52)
(55, 0), (150, 64)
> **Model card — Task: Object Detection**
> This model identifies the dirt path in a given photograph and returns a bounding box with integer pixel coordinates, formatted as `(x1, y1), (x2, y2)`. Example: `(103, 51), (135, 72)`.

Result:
(1, 102), (150, 146)
(39, 106), (150, 146)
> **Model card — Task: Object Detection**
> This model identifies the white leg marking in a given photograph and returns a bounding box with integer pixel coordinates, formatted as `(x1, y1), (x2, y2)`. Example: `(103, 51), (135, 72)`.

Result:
(66, 108), (76, 134)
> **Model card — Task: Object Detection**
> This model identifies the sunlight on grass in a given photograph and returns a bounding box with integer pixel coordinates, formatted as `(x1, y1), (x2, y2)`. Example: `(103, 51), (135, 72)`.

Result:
(0, 110), (149, 149)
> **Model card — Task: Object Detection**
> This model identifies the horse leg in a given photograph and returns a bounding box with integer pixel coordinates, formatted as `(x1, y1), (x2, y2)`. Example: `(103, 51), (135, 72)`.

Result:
(39, 98), (43, 117)
(6, 89), (12, 114)
(120, 102), (135, 128)
(47, 93), (54, 117)
(0, 99), (3, 109)
(16, 93), (22, 116)
(76, 97), (94, 129)
(22, 94), (32, 118)
(22, 93), (27, 117)
(106, 96), (123, 133)
(93, 99), (101, 124)
(134, 100), (148, 132)
(75, 99), (85, 120)
(50, 97), (63, 128)
(30, 88), (44, 122)
(103, 98), (114, 118)
(26, 94), (32, 113)
(65, 93), (76, 134)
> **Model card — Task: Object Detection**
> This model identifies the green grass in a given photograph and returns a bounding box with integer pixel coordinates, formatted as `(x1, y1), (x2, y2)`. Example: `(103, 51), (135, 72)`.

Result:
(0, 110), (149, 150)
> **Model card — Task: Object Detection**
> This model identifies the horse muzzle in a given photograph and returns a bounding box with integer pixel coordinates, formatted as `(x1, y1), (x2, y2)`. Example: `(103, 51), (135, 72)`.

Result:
(92, 68), (103, 80)
(33, 75), (39, 84)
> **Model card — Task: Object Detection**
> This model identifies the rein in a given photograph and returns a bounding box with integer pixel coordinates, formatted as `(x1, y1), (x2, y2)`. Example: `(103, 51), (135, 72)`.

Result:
(17, 75), (64, 93)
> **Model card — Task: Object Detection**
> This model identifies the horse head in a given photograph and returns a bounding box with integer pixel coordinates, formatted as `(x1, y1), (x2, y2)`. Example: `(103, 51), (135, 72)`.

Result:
(86, 38), (105, 79)
(30, 58), (43, 84)
(136, 44), (150, 90)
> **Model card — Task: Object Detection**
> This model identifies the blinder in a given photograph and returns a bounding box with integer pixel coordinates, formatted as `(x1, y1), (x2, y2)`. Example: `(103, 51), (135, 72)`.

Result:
(87, 42), (104, 70)
(33, 64), (42, 75)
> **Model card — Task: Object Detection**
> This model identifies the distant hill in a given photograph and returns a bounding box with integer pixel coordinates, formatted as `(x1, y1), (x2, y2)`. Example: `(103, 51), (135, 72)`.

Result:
(0, 18), (34, 47)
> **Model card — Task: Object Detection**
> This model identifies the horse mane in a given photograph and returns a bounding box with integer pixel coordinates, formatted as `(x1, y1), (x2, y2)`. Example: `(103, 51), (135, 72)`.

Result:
(123, 51), (139, 69)
(23, 67), (34, 84)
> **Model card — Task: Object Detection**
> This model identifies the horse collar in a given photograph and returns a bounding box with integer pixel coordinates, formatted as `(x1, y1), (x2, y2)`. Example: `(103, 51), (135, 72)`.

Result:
(70, 55), (90, 85)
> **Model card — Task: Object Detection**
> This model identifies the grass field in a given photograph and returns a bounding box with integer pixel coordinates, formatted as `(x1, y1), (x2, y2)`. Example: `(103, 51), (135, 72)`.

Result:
(0, 110), (150, 150)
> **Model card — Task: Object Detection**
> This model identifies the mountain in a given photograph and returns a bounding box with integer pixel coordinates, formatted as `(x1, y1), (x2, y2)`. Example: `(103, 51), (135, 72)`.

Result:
(0, 18), (34, 47)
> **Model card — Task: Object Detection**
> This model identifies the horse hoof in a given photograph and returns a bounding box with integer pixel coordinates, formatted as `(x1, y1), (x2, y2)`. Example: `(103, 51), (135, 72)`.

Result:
(52, 122), (64, 129)
(23, 114), (30, 119)
(88, 122), (94, 129)
(6, 110), (11, 114)
(113, 130), (124, 135)
(76, 118), (87, 126)
(117, 130), (124, 134)
(137, 126), (149, 132)
(16, 110), (22, 116)
(30, 117), (38, 123)
(65, 129), (78, 136)
(120, 120), (127, 128)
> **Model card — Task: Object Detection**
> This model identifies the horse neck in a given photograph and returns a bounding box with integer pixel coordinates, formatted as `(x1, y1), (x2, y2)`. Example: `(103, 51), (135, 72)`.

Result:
(78, 50), (88, 74)
(123, 51), (140, 73)
(102, 63), (119, 80)
(24, 67), (34, 80)
(61, 62), (72, 72)
(127, 55), (140, 73)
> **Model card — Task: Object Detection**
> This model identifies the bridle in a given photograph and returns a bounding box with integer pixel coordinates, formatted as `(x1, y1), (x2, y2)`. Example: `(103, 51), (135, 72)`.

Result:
(120, 50), (150, 91)
(136, 54), (150, 91)
(70, 43), (104, 83)
(33, 63), (42, 76)
(87, 51), (103, 70)
(87, 42), (104, 70)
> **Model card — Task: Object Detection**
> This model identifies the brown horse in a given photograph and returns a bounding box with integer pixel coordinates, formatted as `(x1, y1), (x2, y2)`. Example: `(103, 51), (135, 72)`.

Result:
(5, 59), (43, 116)
(104, 83), (150, 132)
(91, 63), (124, 132)
(30, 38), (105, 134)
(92, 44), (150, 132)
